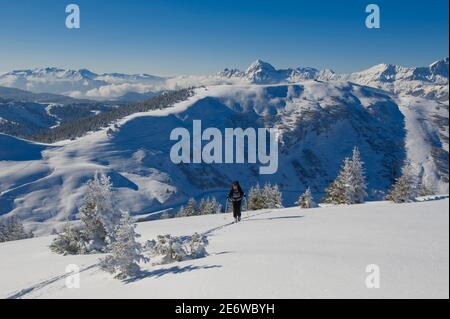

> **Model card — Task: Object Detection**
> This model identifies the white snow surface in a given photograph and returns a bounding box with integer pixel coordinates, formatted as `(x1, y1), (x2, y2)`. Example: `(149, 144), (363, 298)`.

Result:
(0, 199), (448, 299)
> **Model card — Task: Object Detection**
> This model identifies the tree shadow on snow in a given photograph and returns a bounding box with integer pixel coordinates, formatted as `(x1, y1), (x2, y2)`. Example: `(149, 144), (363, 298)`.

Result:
(123, 264), (222, 284)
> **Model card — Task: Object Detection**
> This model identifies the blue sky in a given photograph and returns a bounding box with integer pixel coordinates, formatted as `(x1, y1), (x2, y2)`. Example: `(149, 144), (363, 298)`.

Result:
(0, 0), (448, 75)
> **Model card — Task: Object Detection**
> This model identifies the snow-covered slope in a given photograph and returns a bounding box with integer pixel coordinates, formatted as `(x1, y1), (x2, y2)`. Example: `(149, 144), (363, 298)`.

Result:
(0, 89), (117, 137)
(0, 83), (447, 232)
(0, 199), (448, 299)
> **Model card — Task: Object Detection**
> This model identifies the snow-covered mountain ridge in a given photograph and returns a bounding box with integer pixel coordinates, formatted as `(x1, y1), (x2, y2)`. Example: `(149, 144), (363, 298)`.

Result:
(319, 57), (449, 101)
(216, 57), (449, 101)
(1, 58), (447, 100)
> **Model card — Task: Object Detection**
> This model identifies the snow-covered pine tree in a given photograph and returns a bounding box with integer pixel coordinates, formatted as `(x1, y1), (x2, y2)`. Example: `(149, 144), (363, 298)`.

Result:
(176, 198), (199, 217)
(198, 197), (222, 215)
(322, 147), (367, 205)
(148, 234), (187, 263)
(247, 183), (266, 210)
(263, 183), (283, 208)
(188, 233), (208, 258)
(50, 173), (118, 255)
(296, 187), (315, 209)
(419, 182), (435, 197)
(385, 163), (419, 203)
(211, 197), (222, 214)
(0, 217), (33, 242)
(79, 203), (108, 251)
(50, 222), (86, 255)
(0, 222), (6, 242)
(347, 147), (368, 204)
(198, 198), (207, 215)
(100, 212), (148, 279)
(146, 233), (208, 264)
(322, 177), (346, 205)
(248, 183), (283, 210)
(79, 171), (120, 251)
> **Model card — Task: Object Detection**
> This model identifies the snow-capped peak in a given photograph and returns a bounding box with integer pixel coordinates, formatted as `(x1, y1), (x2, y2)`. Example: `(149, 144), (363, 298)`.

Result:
(77, 68), (99, 80)
(428, 57), (449, 78)
(217, 60), (320, 83)
(354, 63), (399, 82)
(217, 68), (245, 78)
(245, 59), (277, 74)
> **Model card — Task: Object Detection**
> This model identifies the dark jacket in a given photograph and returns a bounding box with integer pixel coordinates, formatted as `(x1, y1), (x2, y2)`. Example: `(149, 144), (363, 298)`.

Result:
(228, 185), (244, 202)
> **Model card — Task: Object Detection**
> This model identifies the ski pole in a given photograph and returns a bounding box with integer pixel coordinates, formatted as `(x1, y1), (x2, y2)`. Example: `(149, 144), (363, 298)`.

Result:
(244, 195), (249, 218)
(224, 196), (229, 220)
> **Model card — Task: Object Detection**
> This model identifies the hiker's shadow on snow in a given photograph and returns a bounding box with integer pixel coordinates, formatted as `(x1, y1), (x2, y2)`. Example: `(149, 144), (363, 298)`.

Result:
(245, 215), (304, 222)
(123, 264), (222, 283)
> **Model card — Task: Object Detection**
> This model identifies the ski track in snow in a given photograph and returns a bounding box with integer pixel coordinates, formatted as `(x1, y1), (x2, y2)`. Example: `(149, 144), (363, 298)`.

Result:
(6, 264), (98, 299)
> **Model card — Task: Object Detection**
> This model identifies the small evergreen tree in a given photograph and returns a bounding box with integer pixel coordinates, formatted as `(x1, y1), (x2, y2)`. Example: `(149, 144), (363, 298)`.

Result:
(50, 172), (119, 255)
(100, 212), (148, 279)
(79, 171), (119, 251)
(0, 223), (7, 242)
(322, 179), (347, 205)
(147, 234), (187, 263)
(176, 198), (199, 217)
(188, 233), (208, 259)
(385, 164), (419, 203)
(0, 217), (33, 243)
(146, 233), (208, 264)
(296, 187), (315, 209)
(348, 147), (368, 204)
(198, 197), (222, 215)
(263, 183), (283, 208)
(248, 183), (283, 210)
(322, 147), (367, 205)
(247, 183), (266, 210)
(418, 182), (435, 197)
(50, 222), (86, 255)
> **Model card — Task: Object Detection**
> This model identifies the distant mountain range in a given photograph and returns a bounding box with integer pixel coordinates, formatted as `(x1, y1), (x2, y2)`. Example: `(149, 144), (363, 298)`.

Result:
(1, 58), (448, 100)
(0, 67), (165, 100)
(217, 58), (449, 101)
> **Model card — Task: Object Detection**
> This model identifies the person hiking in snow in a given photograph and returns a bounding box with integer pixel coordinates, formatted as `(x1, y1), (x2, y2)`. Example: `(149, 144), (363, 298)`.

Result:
(227, 181), (245, 223)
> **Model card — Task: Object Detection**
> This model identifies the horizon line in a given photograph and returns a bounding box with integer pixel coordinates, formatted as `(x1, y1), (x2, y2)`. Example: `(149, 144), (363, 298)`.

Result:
(1, 56), (448, 78)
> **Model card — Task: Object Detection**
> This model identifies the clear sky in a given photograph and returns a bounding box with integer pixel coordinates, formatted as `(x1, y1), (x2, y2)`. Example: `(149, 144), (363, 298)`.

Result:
(0, 0), (448, 76)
